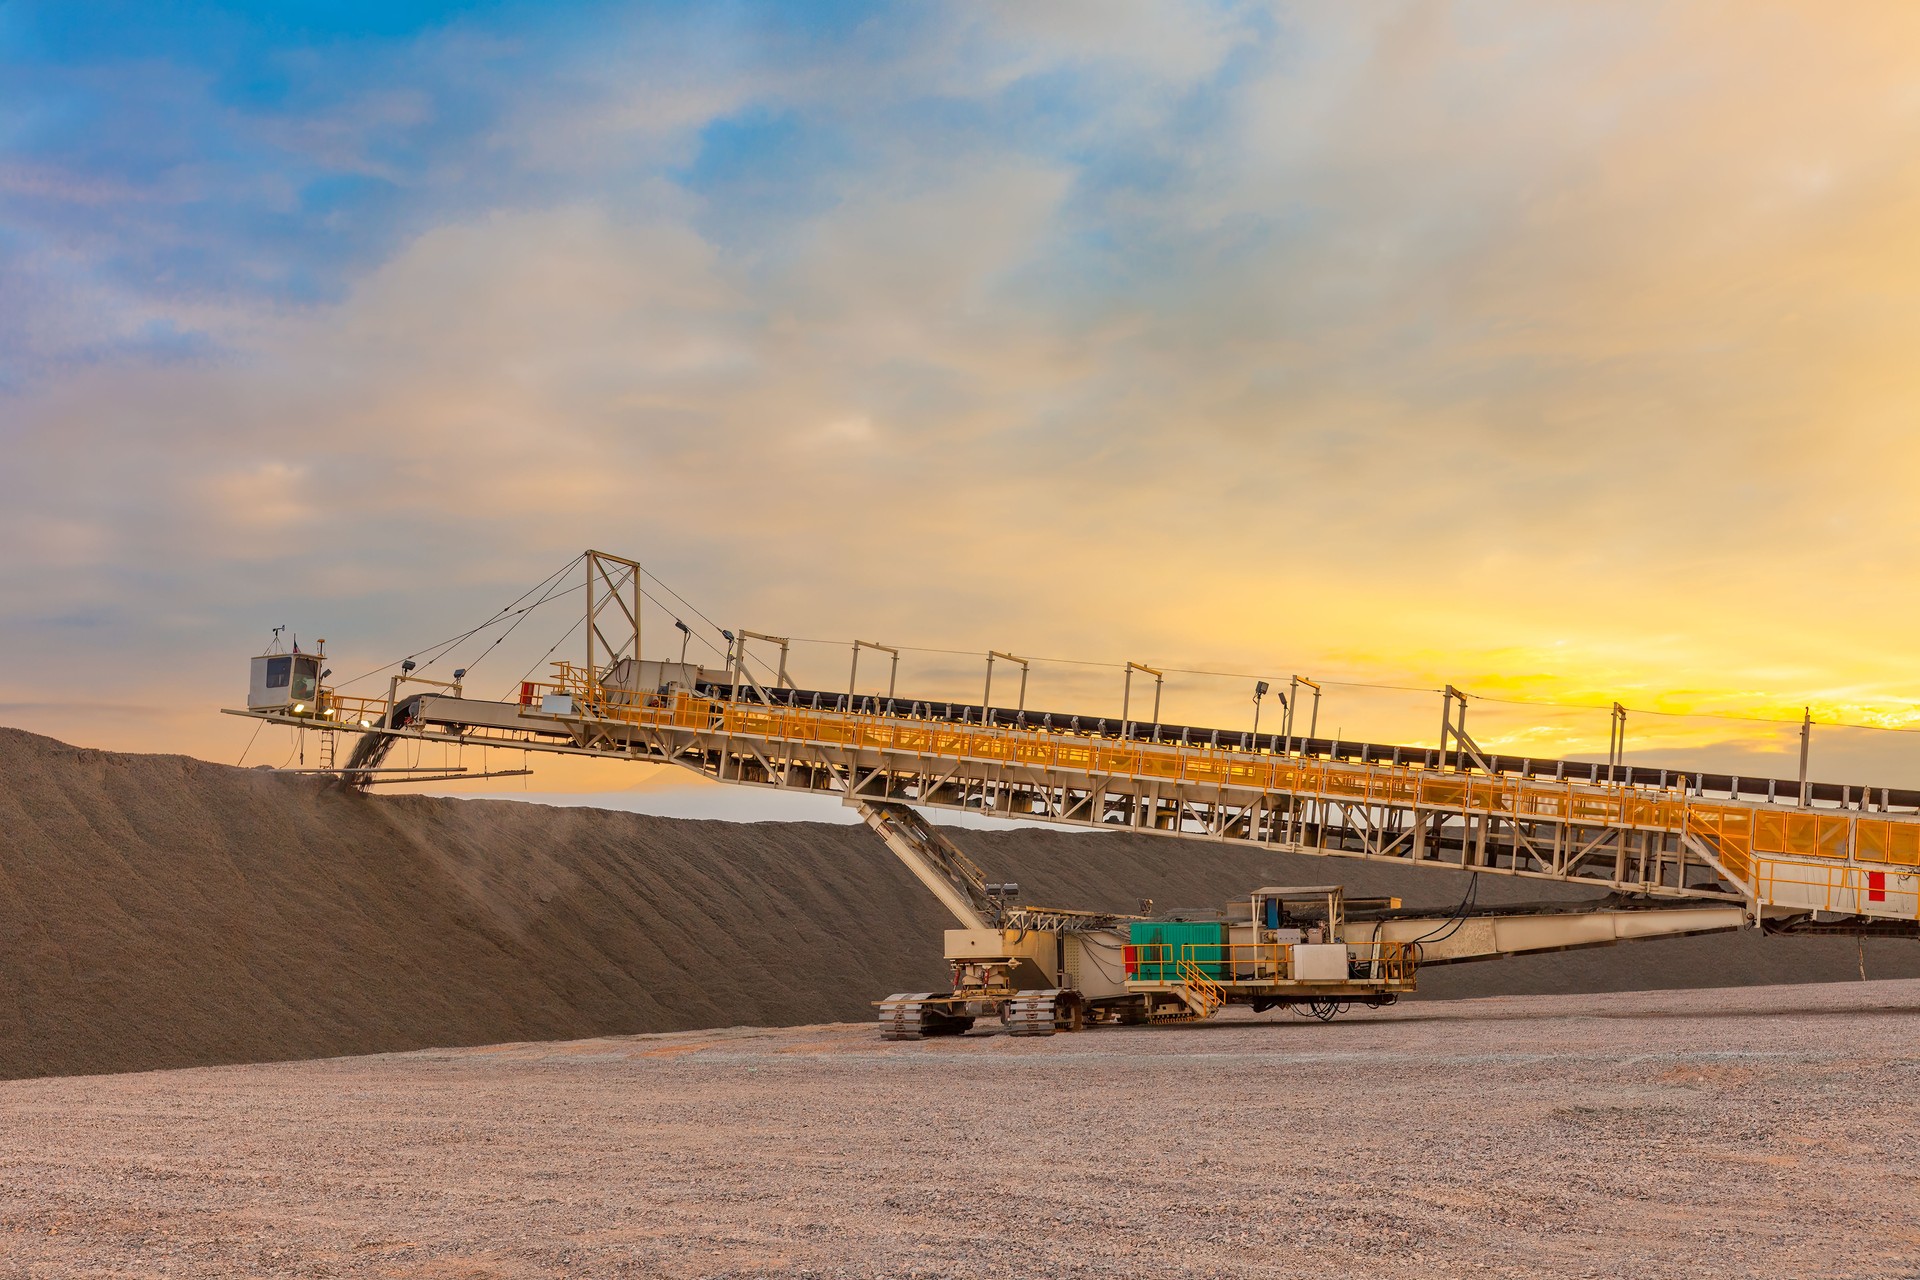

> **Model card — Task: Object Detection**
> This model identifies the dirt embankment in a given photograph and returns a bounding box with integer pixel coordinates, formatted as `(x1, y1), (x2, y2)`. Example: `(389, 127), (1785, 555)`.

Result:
(2, 726), (1914, 1080)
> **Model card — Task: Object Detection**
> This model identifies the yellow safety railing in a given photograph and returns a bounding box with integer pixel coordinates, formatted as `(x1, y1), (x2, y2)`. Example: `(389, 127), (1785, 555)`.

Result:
(1853, 818), (1920, 866)
(1363, 941), (1417, 983)
(1175, 956), (1225, 1017)
(261, 687), (391, 730)
(1126, 942), (1271, 983)
(1684, 805), (1901, 877)
(510, 664), (1920, 875)
(1125, 941), (1415, 985)
(314, 690), (390, 729)
(1753, 860), (1907, 914)
(1684, 808), (1754, 884)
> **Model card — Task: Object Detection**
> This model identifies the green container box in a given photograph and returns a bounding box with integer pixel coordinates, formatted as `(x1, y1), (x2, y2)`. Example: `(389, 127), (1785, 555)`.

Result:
(1127, 921), (1228, 981)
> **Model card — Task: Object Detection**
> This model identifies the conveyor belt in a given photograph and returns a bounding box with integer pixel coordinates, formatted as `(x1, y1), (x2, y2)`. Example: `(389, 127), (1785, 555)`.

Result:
(695, 681), (1918, 812)
(231, 548), (1920, 927)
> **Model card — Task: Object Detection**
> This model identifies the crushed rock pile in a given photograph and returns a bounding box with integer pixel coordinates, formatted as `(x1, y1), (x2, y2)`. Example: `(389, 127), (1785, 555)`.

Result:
(3, 725), (1913, 1079)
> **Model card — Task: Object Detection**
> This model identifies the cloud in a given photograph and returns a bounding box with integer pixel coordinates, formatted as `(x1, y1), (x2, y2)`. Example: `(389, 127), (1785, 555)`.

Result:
(8, 2), (1920, 793)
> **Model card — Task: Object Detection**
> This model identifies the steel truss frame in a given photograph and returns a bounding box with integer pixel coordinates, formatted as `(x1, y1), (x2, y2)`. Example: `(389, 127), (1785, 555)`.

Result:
(270, 692), (1764, 909)
(226, 552), (1920, 925)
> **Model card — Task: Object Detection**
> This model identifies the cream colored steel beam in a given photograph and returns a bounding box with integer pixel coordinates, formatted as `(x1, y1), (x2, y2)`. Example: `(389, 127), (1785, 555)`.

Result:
(852, 800), (993, 931)
(226, 688), (1920, 925)
(1350, 906), (1746, 963)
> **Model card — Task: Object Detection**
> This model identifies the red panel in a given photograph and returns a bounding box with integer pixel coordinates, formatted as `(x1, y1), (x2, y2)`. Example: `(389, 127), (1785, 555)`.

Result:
(1869, 870), (1887, 903)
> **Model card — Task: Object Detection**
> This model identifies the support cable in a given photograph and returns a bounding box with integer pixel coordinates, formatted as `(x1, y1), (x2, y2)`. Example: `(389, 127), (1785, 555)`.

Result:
(567, 569), (1920, 741)
(637, 586), (729, 663)
(235, 716), (266, 767)
(331, 553), (583, 691)
(503, 615), (589, 699)
(495, 568), (740, 701)
(455, 572), (584, 682)
(1469, 692), (1920, 736)
(776, 635), (1435, 695)
(639, 567), (727, 639)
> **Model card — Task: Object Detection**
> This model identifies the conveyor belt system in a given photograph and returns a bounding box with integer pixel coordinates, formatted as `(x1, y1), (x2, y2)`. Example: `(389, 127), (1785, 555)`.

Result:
(693, 681), (1918, 814)
(226, 549), (1920, 927)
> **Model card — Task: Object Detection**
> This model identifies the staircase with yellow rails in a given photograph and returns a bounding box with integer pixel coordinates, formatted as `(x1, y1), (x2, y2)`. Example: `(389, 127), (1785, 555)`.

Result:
(1176, 955), (1225, 1018)
(1682, 806), (1754, 895)
(1142, 951), (1227, 1023)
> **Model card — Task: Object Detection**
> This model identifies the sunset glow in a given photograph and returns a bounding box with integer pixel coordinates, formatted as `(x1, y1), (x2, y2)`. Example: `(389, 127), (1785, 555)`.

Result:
(7, 3), (1920, 805)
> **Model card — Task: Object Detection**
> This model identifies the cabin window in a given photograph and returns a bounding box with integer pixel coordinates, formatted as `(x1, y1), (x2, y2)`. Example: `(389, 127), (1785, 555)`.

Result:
(291, 657), (319, 700)
(266, 656), (292, 689)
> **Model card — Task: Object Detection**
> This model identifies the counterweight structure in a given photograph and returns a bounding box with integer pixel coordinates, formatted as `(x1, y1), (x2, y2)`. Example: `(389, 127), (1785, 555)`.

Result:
(227, 551), (1919, 1036)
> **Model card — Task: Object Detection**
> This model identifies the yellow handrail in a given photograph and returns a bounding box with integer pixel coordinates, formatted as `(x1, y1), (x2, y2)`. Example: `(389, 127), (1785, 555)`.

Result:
(504, 668), (1920, 873)
(1124, 941), (1415, 985)
(1176, 955), (1224, 1016)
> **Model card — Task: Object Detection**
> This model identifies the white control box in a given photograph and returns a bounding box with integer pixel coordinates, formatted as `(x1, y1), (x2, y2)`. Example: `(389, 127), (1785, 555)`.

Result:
(1291, 944), (1350, 981)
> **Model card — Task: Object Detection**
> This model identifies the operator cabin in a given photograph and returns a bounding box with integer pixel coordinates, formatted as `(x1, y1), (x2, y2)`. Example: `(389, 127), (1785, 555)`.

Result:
(248, 648), (324, 716)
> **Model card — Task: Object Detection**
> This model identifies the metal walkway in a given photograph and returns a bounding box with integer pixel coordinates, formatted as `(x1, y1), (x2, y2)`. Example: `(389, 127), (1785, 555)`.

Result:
(238, 665), (1920, 926)
(226, 551), (1920, 929)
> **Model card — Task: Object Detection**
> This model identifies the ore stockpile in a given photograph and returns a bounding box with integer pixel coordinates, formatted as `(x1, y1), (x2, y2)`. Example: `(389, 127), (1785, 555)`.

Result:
(3, 726), (1914, 1080)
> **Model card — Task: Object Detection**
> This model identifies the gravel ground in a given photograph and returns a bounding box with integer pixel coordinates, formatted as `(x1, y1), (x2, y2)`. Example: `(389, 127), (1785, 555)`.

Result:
(5, 980), (1920, 1279)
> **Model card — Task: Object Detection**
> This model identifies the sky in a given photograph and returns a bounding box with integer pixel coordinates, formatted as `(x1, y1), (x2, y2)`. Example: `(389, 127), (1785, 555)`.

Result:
(7, 1), (1920, 816)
